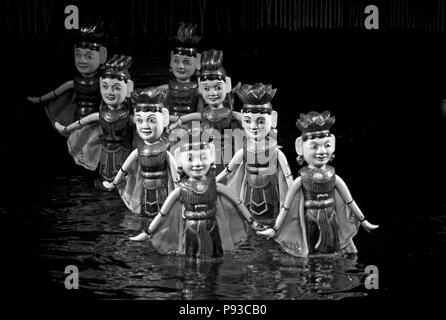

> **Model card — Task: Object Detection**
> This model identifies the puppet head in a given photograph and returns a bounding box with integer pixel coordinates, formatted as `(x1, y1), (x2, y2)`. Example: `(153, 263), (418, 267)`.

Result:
(74, 21), (108, 76)
(131, 87), (169, 142)
(174, 130), (216, 180)
(198, 49), (232, 107)
(100, 54), (134, 108)
(170, 23), (201, 82)
(295, 111), (336, 168)
(237, 83), (278, 141)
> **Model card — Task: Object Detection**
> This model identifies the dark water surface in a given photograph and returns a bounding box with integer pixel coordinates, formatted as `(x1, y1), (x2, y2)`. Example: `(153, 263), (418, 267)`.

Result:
(29, 176), (370, 300)
(3, 171), (444, 301)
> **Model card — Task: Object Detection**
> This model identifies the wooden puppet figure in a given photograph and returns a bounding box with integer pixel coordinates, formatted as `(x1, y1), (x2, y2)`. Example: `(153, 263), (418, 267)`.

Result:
(28, 21), (107, 135)
(103, 87), (179, 217)
(161, 23), (202, 119)
(216, 83), (293, 227)
(258, 111), (379, 257)
(171, 49), (244, 175)
(130, 135), (265, 259)
(56, 54), (134, 182)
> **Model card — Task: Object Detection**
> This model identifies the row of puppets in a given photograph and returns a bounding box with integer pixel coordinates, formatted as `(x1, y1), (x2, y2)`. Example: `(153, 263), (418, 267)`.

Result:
(28, 22), (378, 260)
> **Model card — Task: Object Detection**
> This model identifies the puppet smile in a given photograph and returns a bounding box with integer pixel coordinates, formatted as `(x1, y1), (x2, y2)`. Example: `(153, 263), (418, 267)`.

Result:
(106, 95), (116, 100)
(77, 64), (88, 70)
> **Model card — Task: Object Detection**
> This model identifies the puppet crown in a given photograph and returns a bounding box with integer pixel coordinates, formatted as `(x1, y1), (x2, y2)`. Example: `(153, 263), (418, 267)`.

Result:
(296, 111), (335, 140)
(200, 49), (226, 81)
(76, 20), (105, 50)
(172, 23), (201, 57)
(102, 54), (132, 82)
(238, 83), (276, 114)
(131, 87), (166, 112)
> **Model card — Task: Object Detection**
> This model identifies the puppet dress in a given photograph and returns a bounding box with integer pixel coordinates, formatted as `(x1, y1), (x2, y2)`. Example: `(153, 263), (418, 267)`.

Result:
(118, 137), (176, 217)
(227, 138), (289, 226)
(150, 176), (248, 258)
(274, 165), (360, 257)
(200, 105), (243, 176)
(67, 102), (133, 181)
(45, 74), (102, 137)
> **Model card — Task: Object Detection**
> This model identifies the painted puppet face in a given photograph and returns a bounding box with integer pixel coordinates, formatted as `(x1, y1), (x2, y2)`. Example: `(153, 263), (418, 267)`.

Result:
(302, 136), (335, 168)
(200, 79), (227, 106)
(170, 54), (197, 82)
(100, 78), (128, 108)
(74, 47), (101, 75)
(134, 111), (165, 142)
(242, 112), (273, 141)
(180, 148), (212, 180)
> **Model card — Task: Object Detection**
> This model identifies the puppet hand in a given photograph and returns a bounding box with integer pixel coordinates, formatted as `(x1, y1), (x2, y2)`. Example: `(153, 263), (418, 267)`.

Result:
(129, 231), (151, 241)
(27, 96), (41, 104)
(361, 220), (379, 232)
(256, 228), (275, 239)
(231, 82), (241, 93)
(251, 221), (267, 231)
(102, 181), (115, 190)
(55, 122), (67, 133)
(169, 119), (180, 131)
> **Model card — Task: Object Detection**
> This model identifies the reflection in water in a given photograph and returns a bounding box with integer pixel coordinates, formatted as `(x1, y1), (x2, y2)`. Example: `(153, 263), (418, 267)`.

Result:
(33, 176), (370, 299)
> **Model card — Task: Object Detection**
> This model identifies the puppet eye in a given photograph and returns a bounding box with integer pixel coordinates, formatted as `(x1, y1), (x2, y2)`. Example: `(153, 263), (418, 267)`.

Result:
(149, 118), (157, 124)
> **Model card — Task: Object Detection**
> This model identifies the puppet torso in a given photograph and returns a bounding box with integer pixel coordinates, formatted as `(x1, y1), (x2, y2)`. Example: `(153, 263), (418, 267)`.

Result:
(299, 165), (339, 254)
(99, 102), (132, 148)
(179, 176), (222, 258)
(242, 139), (280, 223)
(74, 74), (102, 118)
(137, 139), (170, 216)
(164, 79), (199, 116)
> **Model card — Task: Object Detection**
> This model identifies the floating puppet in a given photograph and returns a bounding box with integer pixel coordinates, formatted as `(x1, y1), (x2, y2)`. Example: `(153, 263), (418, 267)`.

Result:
(55, 54), (134, 182)
(28, 21), (107, 136)
(159, 23), (202, 119)
(170, 49), (244, 175)
(257, 111), (379, 256)
(216, 83), (293, 226)
(129, 134), (265, 259)
(103, 87), (179, 217)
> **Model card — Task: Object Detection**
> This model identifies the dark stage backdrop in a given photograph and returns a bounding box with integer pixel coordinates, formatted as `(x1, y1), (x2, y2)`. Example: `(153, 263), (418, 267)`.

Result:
(0, 0), (444, 304)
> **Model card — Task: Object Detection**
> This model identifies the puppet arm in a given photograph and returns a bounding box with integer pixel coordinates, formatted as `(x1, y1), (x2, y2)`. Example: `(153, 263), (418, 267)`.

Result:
(335, 175), (379, 232)
(277, 149), (294, 187)
(55, 112), (99, 134)
(129, 188), (181, 241)
(216, 184), (265, 231)
(257, 177), (302, 239)
(103, 149), (138, 190)
(215, 149), (243, 182)
(156, 84), (169, 91)
(232, 111), (243, 126)
(167, 151), (180, 187)
(27, 80), (74, 104)
(169, 112), (201, 130)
